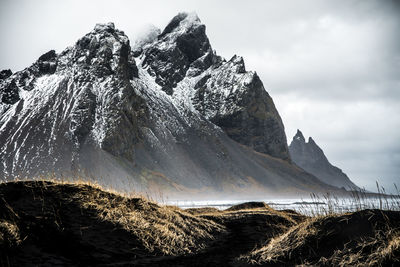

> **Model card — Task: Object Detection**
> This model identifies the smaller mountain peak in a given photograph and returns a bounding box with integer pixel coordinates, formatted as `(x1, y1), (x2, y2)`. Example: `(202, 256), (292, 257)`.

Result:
(36, 50), (57, 75)
(294, 129), (305, 142)
(94, 22), (115, 33)
(38, 50), (57, 62)
(160, 12), (201, 37)
(229, 55), (246, 73)
(182, 12), (201, 24)
(0, 69), (12, 80)
(308, 137), (316, 145)
(229, 55), (243, 64)
(141, 12), (211, 94)
(70, 22), (137, 79)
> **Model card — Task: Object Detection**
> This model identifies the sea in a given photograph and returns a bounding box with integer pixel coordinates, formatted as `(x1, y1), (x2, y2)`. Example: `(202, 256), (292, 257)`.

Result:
(168, 197), (400, 215)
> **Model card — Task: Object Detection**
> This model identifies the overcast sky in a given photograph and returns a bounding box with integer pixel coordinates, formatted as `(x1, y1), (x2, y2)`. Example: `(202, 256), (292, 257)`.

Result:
(1, 0), (399, 192)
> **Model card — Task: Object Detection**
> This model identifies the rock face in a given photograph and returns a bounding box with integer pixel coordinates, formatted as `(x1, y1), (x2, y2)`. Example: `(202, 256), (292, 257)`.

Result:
(141, 13), (213, 95)
(139, 13), (289, 160)
(0, 69), (12, 80)
(289, 130), (359, 190)
(0, 14), (333, 197)
(0, 22), (146, 178)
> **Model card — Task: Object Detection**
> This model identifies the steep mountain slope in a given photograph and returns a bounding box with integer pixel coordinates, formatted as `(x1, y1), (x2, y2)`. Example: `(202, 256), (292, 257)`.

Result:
(139, 13), (289, 160)
(289, 130), (359, 190)
(0, 13), (336, 197)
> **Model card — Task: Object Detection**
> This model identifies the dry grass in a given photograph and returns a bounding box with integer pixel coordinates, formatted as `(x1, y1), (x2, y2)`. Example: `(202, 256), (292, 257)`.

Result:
(0, 220), (21, 248)
(74, 185), (226, 255)
(298, 183), (400, 216)
(240, 209), (400, 266)
(0, 181), (301, 266)
(319, 230), (400, 266)
(0, 174), (139, 198)
(1, 178), (400, 266)
(0, 179), (226, 263)
(185, 207), (222, 215)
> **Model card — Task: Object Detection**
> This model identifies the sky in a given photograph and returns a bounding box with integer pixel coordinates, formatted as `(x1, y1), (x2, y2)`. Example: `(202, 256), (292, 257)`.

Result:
(0, 0), (399, 193)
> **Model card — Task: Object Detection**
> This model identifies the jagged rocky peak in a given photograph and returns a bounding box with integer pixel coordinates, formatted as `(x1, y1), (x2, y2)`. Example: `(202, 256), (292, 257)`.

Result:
(0, 68), (18, 104)
(289, 130), (359, 190)
(0, 49), (58, 103)
(229, 55), (246, 73)
(140, 12), (214, 94)
(60, 22), (138, 80)
(0, 21), (148, 177)
(134, 12), (289, 160)
(94, 22), (115, 32)
(37, 50), (57, 74)
(0, 69), (13, 80)
(0, 15), (314, 195)
(0, 22), (138, 107)
(293, 129), (305, 142)
(191, 54), (289, 160)
(308, 137), (317, 146)
(290, 130), (329, 165)
(160, 12), (201, 36)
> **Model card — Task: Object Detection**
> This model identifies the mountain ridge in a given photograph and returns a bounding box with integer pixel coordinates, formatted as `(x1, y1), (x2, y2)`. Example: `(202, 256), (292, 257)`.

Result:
(0, 13), (340, 198)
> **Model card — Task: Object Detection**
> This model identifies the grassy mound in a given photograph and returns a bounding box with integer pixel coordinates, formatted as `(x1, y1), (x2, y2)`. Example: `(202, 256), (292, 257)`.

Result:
(225, 201), (272, 211)
(1, 180), (399, 266)
(241, 209), (400, 266)
(0, 180), (225, 266)
(159, 202), (301, 266)
(185, 207), (222, 215)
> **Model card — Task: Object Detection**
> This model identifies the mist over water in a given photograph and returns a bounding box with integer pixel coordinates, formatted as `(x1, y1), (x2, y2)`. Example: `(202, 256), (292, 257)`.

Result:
(172, 196), (400, 215)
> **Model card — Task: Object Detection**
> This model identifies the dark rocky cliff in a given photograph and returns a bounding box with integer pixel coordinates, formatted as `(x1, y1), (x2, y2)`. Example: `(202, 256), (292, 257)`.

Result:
(0, 13), (335, 197)
(138, 13), (289, 160)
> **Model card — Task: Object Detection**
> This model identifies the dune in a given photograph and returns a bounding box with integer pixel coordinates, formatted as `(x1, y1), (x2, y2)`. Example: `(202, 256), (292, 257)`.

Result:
(0, 180), (399, 266)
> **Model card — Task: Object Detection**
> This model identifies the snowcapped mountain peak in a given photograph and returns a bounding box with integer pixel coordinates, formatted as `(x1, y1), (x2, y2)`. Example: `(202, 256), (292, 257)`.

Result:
(94, 22), (116, 32)
(0, 70), (12, 80)
(160, 12), (202, 38)
(138, 12), (212, 95)
(227, 55), (246, 73)
(0, 14), (336, 196)
(57, 22), (137, 80)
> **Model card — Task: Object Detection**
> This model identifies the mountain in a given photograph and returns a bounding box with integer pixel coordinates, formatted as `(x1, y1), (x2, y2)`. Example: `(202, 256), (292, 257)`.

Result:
(0, 13), (337, 198)
(289, 130), (359, 190)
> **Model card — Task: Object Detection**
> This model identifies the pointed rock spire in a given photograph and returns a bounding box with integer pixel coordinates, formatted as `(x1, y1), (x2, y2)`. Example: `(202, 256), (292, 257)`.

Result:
(229, 55), (246, 73)
(308, 137), (317, 145)
(289, 130), (360, 190)
(294, 129), (305, 142)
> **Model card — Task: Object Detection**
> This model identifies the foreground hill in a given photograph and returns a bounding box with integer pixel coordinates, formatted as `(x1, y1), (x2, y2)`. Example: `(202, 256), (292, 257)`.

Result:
(1, 181), (399, 266)
(0, 13), (337, 197)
